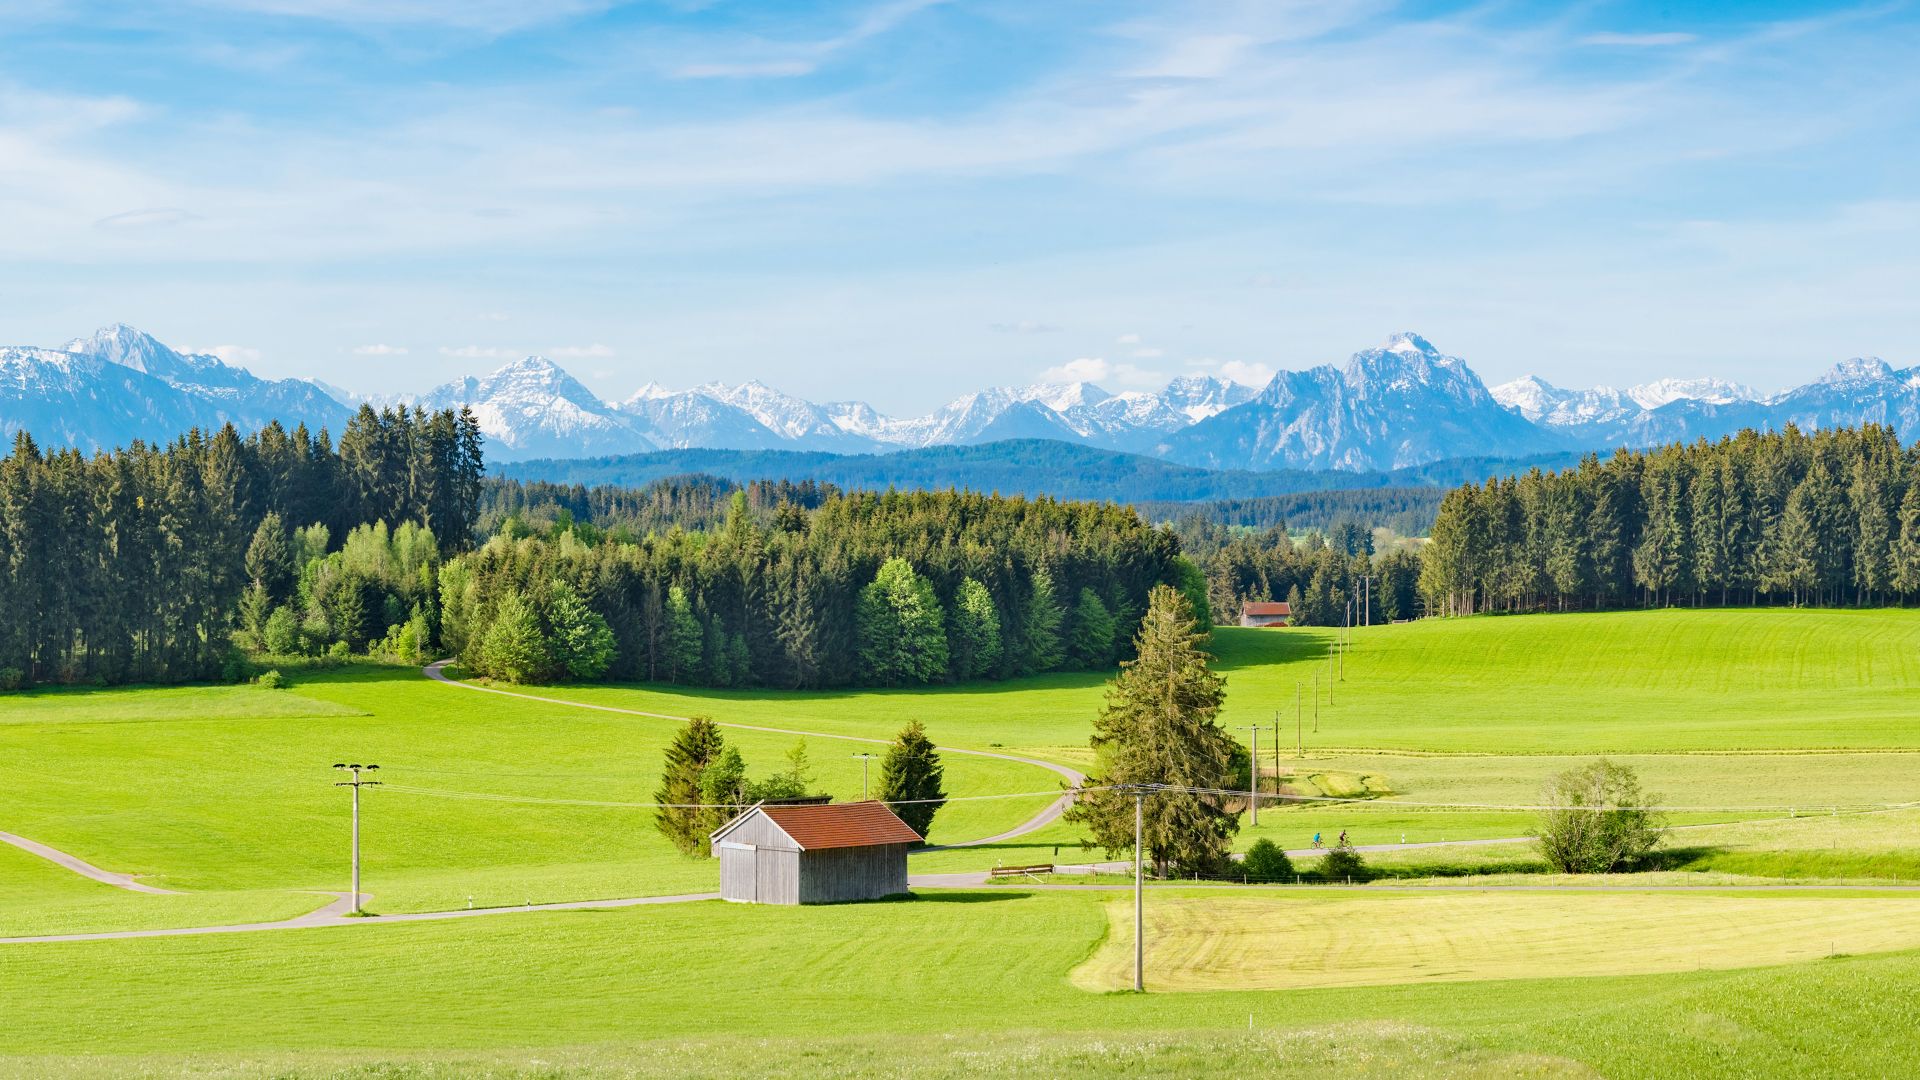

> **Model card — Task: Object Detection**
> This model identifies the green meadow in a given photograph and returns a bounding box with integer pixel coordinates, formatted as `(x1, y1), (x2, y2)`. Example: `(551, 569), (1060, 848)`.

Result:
(2, 608), (1919, 1075)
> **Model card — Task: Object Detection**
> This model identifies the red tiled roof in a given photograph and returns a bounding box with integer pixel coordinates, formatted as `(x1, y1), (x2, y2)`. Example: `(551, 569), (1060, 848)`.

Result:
(1242, 601), (1291, 616)
(761, 801), (923, 850)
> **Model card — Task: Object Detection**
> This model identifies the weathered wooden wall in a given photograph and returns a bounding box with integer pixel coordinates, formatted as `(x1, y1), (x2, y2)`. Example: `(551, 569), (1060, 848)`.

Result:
(796, 844), (910, 904)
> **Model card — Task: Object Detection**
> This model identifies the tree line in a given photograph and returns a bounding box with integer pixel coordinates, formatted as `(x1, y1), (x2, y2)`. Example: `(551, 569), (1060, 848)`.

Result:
(443, 487), (1205, 689)
(1172, 518), (1424, 627)
(1419, 424), (1919, 615)
(0, 407), (482, 686)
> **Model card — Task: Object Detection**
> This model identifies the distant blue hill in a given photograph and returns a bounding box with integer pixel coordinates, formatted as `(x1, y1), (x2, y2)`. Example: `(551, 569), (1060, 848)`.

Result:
(494, 438), (1583, 504)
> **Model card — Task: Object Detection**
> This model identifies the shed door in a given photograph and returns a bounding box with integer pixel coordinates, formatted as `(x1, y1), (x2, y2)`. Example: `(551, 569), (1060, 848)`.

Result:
(754, 848), (780, 903)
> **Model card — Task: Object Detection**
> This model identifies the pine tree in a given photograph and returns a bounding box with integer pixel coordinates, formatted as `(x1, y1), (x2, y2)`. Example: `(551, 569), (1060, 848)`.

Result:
(1020, 566), (1065, 674)
(877, 720), (945, 840)
(1894, 477), (1920, 596)
(855, 557), (949, 685)
(245, 512), (295, 605)
(1069, 587), (1117, 667)
(1064, 585), (1238, 877)
(664, 585), (702, 683)
(947, 576), (1002, 680)
(655, 717), (724, 856)
(548, 581), (617, 679)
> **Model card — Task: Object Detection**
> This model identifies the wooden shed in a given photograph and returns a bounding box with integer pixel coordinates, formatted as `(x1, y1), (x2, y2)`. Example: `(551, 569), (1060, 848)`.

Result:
(709, 800), (922, 905)
(1240, 600), (1292, 627)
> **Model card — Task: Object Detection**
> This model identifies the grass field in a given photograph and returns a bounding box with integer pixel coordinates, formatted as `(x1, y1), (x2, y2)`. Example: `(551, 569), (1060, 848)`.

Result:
(4, 607), (1920, 1075)
(2, 888), (1920, 1077)
(525, 608), (1920, 755)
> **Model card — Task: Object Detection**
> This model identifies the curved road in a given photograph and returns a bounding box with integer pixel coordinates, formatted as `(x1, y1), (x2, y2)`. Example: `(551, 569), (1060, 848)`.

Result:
(422, 660), (1086, 848)
(0, 830), (180, 895)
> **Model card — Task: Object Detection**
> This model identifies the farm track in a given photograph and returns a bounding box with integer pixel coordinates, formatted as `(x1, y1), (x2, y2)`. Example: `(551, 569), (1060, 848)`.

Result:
(421, 660), (1087, 849)
(0, 830), (181, 895)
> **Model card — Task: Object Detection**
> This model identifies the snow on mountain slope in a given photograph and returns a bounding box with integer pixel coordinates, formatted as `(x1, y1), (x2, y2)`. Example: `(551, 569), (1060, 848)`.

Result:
(11, 324), (1920, 473)
(1162, 333), (1560, 471)
(0, 324), (349, 452)
(413, 356), (653, 461)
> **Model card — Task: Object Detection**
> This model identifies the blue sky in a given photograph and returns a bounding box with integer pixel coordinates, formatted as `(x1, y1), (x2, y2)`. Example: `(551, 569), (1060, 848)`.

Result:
(2, 0), (1916, 411)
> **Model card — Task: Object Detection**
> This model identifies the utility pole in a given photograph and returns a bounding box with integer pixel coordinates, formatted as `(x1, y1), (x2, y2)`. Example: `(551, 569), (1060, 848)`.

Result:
(1295, 683), (1303, 757)
(1273, 711), (1282, 798)
(1120, 784), (1159, 991)
(333, 763), (380, 915)
(1243, 725), (1261, 826)
(852, 752), (879, 800)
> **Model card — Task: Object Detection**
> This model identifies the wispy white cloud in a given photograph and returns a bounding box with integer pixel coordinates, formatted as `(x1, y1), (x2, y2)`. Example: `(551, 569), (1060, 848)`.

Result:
(94, 206), (201, 230)
(989, 319), (1062, 334)
(1581, 32), (1698, 47)
(1217, 359), (1275, 386)
(351, 343), (408, 355)
(439, 345), (515, 359)
(667, 0), (948, 80)
(187, 0), (613, 33)
(190, 344), (263, 366)
(1039, 355), (1164, 388)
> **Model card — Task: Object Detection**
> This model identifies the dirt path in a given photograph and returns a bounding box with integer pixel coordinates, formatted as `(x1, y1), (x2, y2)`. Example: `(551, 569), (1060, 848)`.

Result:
(422, 660), (1085, 849)
(0, 830), (182, 895)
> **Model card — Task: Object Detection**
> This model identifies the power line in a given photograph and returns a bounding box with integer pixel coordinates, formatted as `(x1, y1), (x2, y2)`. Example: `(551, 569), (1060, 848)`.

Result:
(377, 782), (1111, 809)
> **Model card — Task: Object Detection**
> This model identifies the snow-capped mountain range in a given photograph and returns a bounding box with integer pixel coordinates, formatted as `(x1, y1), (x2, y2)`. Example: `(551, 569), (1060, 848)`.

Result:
(6, 325), (1920, 474)
(0, 325), (348, 451)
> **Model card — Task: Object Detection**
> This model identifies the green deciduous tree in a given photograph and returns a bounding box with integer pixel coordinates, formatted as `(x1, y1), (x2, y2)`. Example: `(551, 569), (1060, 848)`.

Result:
(699, 745), (751, 834)
(877, 720), (946, 840)
(1241, 837), (1293, 882)
(1534, 758), (1666, 874)
(479, 590), (549, 683)
(855, 557), (949, 685)
(263, 605), (302, 655)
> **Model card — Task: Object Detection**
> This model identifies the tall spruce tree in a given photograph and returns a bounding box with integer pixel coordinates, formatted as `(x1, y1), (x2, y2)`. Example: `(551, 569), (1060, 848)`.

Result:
(947, 576), (1002, 680)
(1020, 566), (1065, 674)
(655, 717), (725, 856)
(877, 720), (946, 840)
(1064, 585), (1237, 877)
(1068, 587), (1117, 668)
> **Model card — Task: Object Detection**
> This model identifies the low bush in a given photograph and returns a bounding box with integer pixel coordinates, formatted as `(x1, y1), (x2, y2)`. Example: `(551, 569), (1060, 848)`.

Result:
(1319, 842), (1368, 883)
(1241, 838), (1294, 883)
(256, 669), (287, 690)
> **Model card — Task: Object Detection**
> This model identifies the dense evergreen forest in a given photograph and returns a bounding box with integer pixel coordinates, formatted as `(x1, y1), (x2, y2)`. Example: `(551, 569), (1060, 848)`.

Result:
(444, 488), (1201, 688)
(1173, 518), (1423, 628)
(0, 407), (482, 686)
(1, 415), (1451, 692)
(1419, 424), (1919, 615)
(1136, 487), (1444, 537)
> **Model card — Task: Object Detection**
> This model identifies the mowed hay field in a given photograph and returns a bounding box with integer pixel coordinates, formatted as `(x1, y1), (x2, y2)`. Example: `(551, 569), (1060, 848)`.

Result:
(3, 889), (1920, 1078)
(1073, 889), (1920, 991)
